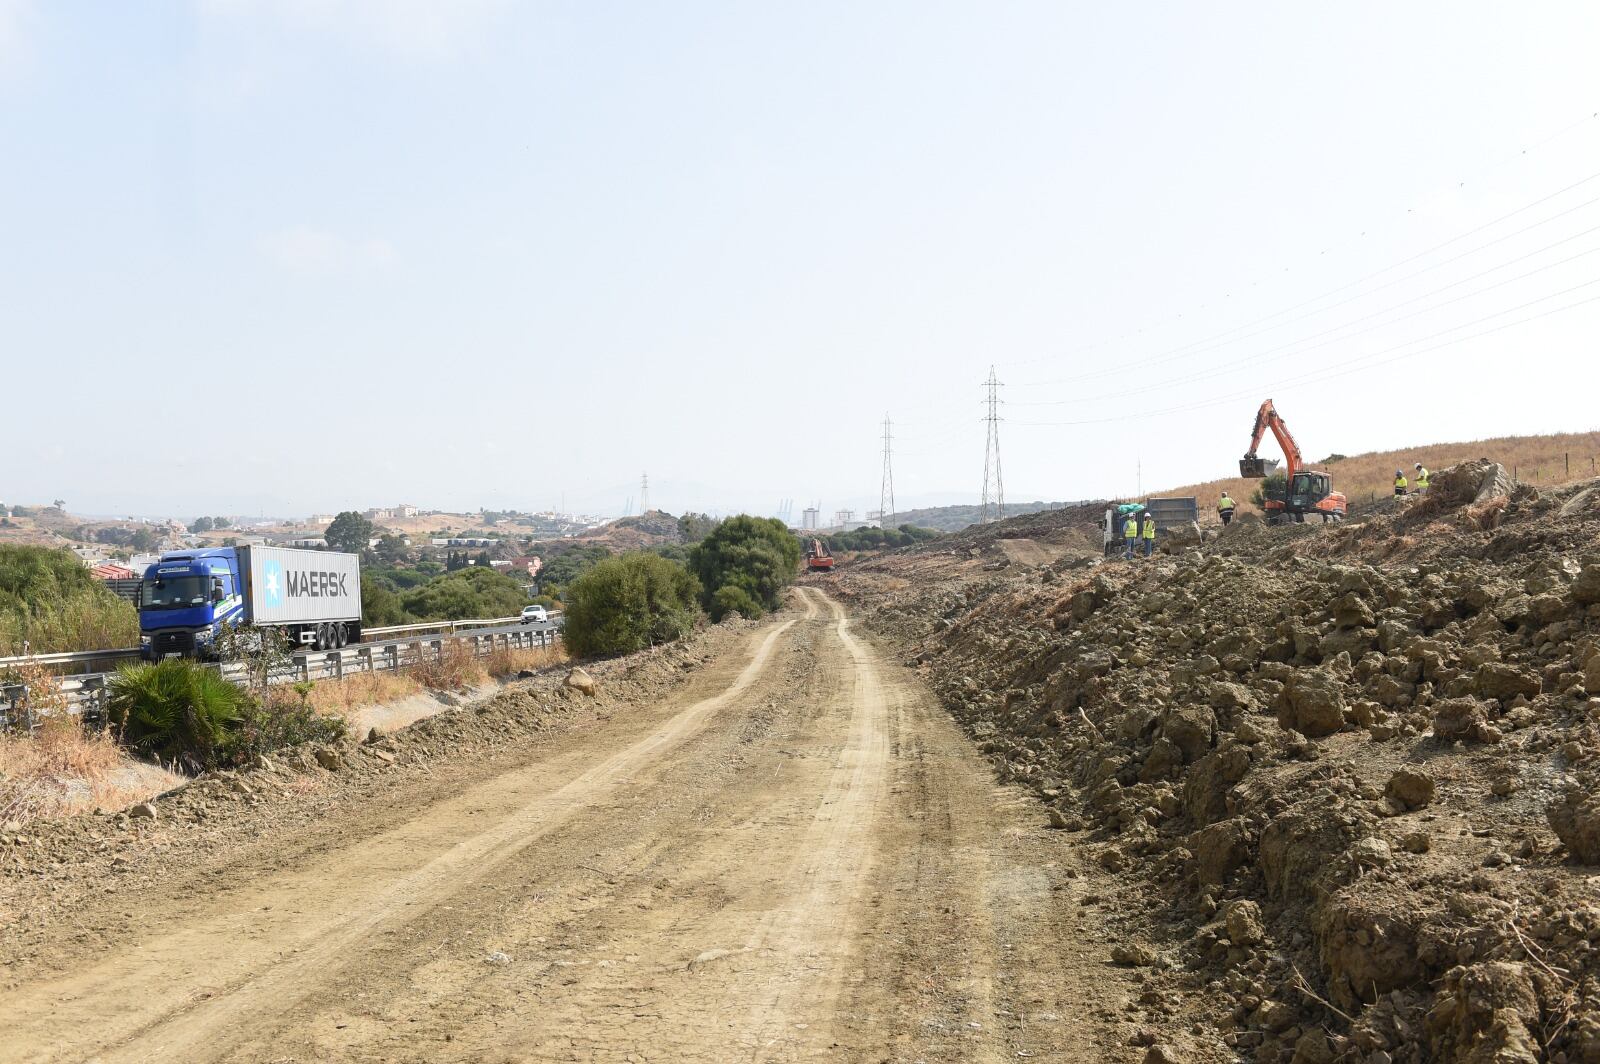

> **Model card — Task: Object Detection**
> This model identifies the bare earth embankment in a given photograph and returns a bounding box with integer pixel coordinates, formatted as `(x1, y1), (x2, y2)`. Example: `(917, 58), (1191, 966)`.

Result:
(829, 460), (1600, 1064)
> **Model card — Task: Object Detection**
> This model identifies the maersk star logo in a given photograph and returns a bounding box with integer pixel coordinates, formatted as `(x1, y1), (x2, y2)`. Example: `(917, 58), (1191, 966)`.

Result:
(263, 560), (284, 607)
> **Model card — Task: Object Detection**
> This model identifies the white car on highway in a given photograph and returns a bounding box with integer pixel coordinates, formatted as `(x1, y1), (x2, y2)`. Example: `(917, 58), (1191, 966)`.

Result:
(520, 605), (549, 625)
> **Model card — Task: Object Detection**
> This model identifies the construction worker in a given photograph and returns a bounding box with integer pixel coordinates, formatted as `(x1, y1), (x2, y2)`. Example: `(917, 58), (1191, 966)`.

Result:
(1394, 469), (1408, 496)
(1218, 492), (1236, 526)
(1142, 513), (1157, 557)
(1122, 513), (1139, 560)
(1414, 463), (1430, 495)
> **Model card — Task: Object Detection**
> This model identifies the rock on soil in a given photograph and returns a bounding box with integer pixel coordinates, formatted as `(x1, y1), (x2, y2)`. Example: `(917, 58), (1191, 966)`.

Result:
(1385, 767), (1435, 810)
(1548, 784), (1600, 863)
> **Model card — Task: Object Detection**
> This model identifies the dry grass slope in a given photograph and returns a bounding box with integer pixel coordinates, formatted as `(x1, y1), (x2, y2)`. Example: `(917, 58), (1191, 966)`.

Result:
(0, 666), (172, 825)
(1163, 429), (1600, 519)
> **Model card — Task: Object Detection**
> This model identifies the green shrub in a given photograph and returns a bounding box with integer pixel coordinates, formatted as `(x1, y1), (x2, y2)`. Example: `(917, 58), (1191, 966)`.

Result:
(688, 515), (801, 615)
(818, 524), (940, 554)
(710, 585), (762, 622)
(399, 566), (528, 620)
(107, 659), (248, 767)
(1249, 471), (1287, 508)
(0, 545), (139, 654)
(229, 686), (348, 764)
(361, 572), (411, 627)
(677, 512), (720, 543)
(564, 553), (701, 657)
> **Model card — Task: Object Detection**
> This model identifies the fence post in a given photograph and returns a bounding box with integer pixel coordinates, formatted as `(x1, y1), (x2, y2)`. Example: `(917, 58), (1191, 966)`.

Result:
(334, 652), (344, 681)
(1566, 453), (1570, 476)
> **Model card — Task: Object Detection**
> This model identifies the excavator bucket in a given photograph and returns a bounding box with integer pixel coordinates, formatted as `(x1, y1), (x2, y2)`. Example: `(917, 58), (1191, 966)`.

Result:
(1239, 456), (1278, 479)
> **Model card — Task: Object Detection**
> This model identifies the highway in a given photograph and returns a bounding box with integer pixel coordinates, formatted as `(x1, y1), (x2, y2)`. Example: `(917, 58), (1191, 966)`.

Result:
(0, 616), (564, 723)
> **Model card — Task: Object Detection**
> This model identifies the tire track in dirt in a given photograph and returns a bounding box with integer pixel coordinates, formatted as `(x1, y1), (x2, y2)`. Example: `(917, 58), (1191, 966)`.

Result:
(0, 605), (814, 1064)
(5, 588), (1144, 1063)
(406, 585), (893, 1062)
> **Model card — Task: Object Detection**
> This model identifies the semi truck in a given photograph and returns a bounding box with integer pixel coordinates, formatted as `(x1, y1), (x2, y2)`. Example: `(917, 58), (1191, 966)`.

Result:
(139, 545), (362, 659)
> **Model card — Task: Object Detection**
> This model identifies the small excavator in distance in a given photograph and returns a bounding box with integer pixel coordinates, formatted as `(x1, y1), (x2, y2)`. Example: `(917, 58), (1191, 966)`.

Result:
(1239, 399), (1347, 524)
(805, 538), (835, 573)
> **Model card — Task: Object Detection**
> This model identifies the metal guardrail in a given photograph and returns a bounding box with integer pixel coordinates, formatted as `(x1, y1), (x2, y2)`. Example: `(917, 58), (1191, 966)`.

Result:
(0, 613), (563, 675)
(0, 647), (140, 671)
(0, 621), (564, 728)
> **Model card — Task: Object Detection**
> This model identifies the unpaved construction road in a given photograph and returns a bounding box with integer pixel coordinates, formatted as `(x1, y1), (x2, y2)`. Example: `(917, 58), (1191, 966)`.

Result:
(3, 589), (1146, 1063)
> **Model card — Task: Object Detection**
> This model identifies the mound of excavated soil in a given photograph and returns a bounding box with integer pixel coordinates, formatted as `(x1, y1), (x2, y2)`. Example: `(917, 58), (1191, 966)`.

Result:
(835, 465), (1600, 1064)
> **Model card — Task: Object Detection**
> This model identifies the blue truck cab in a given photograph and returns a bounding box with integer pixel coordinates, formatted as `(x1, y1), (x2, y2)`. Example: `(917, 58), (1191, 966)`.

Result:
(139, 548), (246, 659)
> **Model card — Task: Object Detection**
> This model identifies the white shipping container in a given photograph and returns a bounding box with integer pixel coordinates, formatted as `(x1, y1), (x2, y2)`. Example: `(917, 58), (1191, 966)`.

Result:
(241, 546), (362, 627)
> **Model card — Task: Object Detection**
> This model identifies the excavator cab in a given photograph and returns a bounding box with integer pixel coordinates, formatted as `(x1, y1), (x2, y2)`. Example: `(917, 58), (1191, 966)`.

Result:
(1289, 472), (1331, 509)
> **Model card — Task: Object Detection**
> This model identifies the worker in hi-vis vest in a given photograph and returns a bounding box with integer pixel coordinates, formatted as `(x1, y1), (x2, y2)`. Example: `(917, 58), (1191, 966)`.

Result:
(1122, 514), (1139, 560)
(1142, 513), (1157, 557)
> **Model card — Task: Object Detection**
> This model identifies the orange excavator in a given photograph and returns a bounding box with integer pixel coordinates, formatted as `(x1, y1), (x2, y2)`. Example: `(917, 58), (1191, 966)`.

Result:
(1239, 399), (1347, 524)
(805, 538), (835, 573)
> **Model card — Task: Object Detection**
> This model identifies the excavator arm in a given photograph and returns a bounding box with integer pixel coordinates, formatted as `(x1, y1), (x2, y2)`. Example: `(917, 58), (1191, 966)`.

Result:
(1239, 399), (1302, 480)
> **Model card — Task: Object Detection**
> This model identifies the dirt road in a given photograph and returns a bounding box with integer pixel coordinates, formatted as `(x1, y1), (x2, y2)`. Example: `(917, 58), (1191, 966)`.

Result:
(3, 589), (1145, 1063)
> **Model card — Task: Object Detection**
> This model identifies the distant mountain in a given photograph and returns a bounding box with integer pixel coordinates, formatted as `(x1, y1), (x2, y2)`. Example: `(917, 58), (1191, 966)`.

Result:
(889, 500), (1098, 533)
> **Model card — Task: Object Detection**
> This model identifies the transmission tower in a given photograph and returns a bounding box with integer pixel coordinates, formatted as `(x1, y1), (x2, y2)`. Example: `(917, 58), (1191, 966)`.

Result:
(639, 473), (649, 514)
(980, 365), (1005, 523)
(879, 414), (896, 530)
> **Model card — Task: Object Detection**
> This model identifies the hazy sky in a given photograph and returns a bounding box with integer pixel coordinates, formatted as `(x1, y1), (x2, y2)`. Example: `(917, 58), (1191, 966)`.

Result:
(2, 2), (1597, 520)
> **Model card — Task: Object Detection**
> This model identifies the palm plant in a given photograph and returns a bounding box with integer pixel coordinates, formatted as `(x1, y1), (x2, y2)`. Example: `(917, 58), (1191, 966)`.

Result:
(106, 659), (246, 767)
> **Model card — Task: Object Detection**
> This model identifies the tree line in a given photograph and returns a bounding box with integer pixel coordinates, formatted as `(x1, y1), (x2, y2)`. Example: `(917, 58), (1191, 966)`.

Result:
(562, 515), (800, 656)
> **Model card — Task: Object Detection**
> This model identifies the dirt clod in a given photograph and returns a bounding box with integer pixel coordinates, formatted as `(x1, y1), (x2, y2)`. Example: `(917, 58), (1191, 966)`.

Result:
(1385, 767), (1435, 810)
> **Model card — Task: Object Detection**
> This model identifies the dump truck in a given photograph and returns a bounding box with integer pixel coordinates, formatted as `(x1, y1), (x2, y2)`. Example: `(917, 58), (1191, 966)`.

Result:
(1100, 498), (1199, 555)
(139, 545), (362, 659)
(1239, 399), (1347, 523)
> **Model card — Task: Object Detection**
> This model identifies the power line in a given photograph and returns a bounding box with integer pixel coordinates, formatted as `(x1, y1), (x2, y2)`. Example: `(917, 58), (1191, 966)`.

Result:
(1015, 176), (1600, 389)
(1011, 239), (1600, 409)
(879, 414), (896, 530)
(1008, 281), (1600, 428)
(980, 367), (1005, 523)
(1004, 110), (1600, 374)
